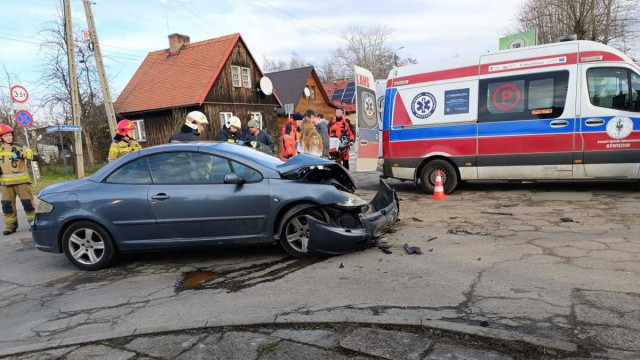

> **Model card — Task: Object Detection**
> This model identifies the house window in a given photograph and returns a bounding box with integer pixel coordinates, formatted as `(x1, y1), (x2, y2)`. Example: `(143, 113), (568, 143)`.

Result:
(219, 112), (233, 128)
(310, 85), (316, 100)
(241, 67), (251, 88)
(231, 66), (241, 87)
(131, 119), (146, 142)
(232, 66), (251, 88)
(249, 112), (262, 129)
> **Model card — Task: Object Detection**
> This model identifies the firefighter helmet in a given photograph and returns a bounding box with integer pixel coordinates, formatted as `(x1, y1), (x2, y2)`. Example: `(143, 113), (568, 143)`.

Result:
(117, 119), (136, 136)
(185, 111), (209, 130)
(225, 116), (241, 129)
(0, 124), (14, 137)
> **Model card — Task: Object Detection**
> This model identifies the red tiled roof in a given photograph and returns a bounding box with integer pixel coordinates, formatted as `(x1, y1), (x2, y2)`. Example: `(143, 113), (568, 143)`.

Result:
(115, 33), (240, 114)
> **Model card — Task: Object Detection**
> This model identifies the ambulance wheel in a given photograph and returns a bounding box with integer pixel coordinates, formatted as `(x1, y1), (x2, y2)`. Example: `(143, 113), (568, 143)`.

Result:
(420, 160), (458, 194)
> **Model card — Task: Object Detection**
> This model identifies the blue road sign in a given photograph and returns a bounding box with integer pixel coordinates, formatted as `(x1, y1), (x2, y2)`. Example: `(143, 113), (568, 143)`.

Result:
(46, 125), (82, 133)
(14, 110), (33, 128)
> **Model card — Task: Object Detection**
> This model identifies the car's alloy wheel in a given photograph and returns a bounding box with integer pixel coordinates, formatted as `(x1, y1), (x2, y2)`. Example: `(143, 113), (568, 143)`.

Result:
(62, 221), (115, 270)
(281, 209), (324, 258)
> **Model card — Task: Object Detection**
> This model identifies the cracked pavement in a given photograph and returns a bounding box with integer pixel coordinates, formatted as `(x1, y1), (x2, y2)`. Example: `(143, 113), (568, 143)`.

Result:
(1, 173), (639, 358)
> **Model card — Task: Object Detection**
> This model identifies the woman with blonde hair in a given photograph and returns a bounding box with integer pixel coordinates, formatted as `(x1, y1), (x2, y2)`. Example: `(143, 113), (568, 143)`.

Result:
(299, 119), (324, 157)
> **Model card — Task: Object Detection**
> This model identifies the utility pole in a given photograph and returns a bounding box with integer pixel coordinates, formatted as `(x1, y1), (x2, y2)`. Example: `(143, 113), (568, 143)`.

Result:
(63, 0), (85, 178)
(82, 0), (118, 138)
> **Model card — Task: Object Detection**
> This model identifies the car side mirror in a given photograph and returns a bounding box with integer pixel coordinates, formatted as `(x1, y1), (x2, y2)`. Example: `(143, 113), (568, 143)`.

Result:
(224, 172), (245, 185)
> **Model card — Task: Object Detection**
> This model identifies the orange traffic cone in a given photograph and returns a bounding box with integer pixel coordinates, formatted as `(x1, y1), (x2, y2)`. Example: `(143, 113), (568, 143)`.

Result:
(430, 170), (447, 200)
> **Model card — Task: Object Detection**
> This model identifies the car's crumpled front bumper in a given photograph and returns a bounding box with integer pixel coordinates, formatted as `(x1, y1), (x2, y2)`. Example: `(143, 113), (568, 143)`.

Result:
(307, 180), (399, 255)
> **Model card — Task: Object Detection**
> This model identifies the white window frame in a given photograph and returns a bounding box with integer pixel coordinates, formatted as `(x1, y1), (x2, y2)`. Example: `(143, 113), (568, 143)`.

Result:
(131, 119), (146, 142)
(249, 112), (263, 129)
(241, 67), (251, 88)
(310, 85), (316, 100)
(231, 66), (241, 87)
(219, 112), (233, 128)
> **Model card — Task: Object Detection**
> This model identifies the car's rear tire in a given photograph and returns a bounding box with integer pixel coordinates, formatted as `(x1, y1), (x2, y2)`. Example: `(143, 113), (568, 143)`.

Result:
(280, 208), (325, 258)
(62, 221), (115, 271)
(420, 159), (459, 194)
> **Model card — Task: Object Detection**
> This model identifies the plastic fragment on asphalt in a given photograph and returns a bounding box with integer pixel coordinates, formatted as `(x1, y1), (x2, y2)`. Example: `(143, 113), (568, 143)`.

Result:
(403, 243), (422, 255)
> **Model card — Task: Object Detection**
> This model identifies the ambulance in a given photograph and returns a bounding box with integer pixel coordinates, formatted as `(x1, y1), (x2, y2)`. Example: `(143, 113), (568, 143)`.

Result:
(379, 40), (640, 193)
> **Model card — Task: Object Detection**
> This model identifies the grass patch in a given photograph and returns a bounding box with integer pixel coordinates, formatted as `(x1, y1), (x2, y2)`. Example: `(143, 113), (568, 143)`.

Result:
(257, 342), (279, 356)
(31, 164), (104, 194)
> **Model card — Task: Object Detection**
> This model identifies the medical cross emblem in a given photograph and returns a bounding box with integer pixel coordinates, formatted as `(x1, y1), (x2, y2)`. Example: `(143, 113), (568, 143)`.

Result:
(411, 92), (436, 119)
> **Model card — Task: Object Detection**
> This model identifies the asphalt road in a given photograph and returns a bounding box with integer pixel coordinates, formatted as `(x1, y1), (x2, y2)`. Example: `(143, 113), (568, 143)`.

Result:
(1, 174), (639, 358)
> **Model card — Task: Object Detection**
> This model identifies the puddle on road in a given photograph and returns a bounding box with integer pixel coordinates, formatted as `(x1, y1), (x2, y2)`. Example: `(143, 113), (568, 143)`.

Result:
(176, 257), (325, 293)
(181, 271), (221, 290)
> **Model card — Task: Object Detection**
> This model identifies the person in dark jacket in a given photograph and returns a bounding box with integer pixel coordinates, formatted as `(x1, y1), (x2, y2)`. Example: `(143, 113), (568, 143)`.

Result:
(215, 116), (244, 144)
(168, 111), (209, 143)
(244, 119), (274, 150)
(304, 109), (329, 157)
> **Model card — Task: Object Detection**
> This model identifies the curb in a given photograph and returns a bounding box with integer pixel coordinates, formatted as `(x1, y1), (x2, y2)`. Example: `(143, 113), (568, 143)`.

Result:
(0, 315), (577, 357)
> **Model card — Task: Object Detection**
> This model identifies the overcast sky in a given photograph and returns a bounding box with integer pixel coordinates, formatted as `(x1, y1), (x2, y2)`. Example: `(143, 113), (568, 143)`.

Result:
(1, 0), (637, 119)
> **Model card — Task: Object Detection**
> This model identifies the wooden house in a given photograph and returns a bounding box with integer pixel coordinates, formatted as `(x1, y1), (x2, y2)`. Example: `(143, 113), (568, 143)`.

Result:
(266, 66), (336, 129)
(115, 33), (281, 146)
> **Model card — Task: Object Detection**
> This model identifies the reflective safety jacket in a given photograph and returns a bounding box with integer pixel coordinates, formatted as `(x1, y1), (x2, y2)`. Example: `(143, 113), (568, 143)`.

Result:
(108, 136), (142, 162)
(0, 142), (34, 186)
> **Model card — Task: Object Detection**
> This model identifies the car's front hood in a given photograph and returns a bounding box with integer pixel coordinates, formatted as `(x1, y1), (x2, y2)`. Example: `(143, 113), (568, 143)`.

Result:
(278, 154), (356, 192)
(276, 154), (337, 173)
(38, 178), (100, 196)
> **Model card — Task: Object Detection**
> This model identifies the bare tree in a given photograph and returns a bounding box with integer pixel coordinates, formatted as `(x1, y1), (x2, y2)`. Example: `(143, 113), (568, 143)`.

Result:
(332, 24), (416, 80)
(0, 64), (18, 127)
(39, 9), (112, 165)
(262, 52), (315, 73)
(516, 0), (639, 52)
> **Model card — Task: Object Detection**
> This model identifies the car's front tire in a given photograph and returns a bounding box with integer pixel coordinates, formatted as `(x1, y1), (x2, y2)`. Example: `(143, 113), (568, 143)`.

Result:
(280, 208), (325, 258)
(62, 221), (116, 270)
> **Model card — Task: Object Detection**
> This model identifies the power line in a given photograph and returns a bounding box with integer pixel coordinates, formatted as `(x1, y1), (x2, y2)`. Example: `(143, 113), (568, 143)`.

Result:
(249, 0), (343, 41)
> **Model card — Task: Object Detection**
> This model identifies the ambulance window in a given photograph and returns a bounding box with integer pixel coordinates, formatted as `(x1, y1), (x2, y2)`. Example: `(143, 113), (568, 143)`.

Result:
(528, 79), (554, 109)
(587, 68), (631, 111)
(478, 70), (569, 122)
(631, 71), (640, 112)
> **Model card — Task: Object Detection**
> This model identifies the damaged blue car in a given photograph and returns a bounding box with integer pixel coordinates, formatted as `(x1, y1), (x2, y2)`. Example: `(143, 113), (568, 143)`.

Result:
(32, 142), (399, 270)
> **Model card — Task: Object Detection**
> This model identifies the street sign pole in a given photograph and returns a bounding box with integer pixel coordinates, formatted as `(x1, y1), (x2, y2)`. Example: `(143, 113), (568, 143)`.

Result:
(56, 122), (69, 181)
(23, 127), (37, 186)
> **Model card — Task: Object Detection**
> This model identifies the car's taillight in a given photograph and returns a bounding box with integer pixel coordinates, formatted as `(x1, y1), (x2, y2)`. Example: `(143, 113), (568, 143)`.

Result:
(382, 130), (390, 159)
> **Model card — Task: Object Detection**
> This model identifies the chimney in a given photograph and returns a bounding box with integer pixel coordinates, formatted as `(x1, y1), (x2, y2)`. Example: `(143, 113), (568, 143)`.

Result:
(168, 33), (190, 55)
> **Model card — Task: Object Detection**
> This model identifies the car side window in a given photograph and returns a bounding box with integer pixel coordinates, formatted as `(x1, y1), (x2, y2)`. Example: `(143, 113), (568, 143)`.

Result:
(105, 157), (151, 184)
(587, 67), (635, 111)
(148, 152), (232, 184)
(230, 161), (263, 183)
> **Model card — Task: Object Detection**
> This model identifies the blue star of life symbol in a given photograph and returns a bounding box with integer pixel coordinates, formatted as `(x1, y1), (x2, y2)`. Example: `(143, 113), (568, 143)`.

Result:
(411, 92), (436, 119)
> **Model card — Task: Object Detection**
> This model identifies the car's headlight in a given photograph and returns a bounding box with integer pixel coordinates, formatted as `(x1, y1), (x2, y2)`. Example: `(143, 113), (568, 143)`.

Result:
(36, 198), (54, 213)
(336, 192), (368, 207)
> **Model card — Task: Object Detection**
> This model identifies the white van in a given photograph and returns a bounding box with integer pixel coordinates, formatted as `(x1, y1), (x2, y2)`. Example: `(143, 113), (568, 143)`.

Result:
(379, 40), (640, 193)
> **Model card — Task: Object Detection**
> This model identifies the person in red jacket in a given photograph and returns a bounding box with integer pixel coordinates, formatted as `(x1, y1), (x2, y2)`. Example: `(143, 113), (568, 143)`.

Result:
(281, 113), (302, 159)
(329, 109), (354, 169)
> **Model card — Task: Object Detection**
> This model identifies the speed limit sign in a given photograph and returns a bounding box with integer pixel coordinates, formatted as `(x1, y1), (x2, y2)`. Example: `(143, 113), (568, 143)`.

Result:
(10, 85), (29, 104)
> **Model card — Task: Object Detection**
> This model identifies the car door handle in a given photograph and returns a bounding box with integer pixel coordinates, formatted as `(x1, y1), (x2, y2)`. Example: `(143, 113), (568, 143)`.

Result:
(585, 118), (605, 126)
(360, 140), (368, 145)
(550, 120), (569, 128)
(151, 193), (170, 201)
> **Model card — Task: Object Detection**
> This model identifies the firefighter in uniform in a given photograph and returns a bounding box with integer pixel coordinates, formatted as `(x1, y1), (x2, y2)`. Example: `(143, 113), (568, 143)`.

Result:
(108, 119), (142, 162)
(0, 124), (42, 235)
(329, 110), (354, 169)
